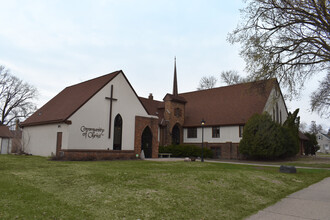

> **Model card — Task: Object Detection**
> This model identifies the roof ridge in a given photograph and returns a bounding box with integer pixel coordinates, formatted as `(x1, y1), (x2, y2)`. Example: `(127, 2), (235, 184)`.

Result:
(320, 133), (330, 139)
(139, 96), (163, 103)
(66, 70), (122, 89)
(179, 78), (276, 96)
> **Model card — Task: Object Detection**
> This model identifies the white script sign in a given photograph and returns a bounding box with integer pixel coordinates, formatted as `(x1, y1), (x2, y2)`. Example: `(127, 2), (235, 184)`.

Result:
(80, 126), (105, 139)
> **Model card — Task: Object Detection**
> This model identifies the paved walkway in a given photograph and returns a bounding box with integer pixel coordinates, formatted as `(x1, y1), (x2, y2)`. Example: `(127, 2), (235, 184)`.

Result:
(246, 177), (330, 220)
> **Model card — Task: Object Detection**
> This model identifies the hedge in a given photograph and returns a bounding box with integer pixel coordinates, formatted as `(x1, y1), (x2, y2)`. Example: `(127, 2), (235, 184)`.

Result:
(159, 144), (213, 158)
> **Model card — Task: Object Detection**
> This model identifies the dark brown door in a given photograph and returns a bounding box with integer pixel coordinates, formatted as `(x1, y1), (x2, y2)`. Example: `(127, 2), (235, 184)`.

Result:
(56, 132), (62, 157)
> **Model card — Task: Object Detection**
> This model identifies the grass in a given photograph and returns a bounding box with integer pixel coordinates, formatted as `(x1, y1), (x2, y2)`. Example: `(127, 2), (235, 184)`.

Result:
(317, 152), (330, 157)
(282, 156), (330, 168)
(1, 155), (330, 220)
(212, 156), (330, 169)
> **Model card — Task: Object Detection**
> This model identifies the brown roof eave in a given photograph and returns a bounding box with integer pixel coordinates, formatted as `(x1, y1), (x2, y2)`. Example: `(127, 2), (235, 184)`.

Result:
(183, 123), (245, 128)
(21, 119), (72, 128)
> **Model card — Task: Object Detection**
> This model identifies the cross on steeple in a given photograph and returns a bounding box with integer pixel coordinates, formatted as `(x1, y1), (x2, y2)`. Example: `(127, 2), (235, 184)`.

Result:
(173, 57), (178, 96)
(105, 85), (117, 139)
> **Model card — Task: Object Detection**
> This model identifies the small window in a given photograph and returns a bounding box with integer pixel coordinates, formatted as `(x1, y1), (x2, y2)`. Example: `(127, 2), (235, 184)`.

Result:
(187, 128), (197, 138)
(239, 125), (244, 138)
(212, 126), (220, 138)
(174, 108), (182, 117)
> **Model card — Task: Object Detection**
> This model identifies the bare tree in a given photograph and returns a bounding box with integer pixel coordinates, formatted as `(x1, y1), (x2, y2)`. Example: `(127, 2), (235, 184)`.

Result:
(220, 70), (248, 85)
(309, 121), (323, 134)
(228, 0), (330, 116)
(197, 76), (217, 90)
(0, 65), (38, 126)
(310, 73), (330, 118)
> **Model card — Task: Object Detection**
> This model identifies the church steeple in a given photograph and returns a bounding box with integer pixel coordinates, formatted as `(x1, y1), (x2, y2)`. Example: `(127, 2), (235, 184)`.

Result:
(173, 57), (178, 96)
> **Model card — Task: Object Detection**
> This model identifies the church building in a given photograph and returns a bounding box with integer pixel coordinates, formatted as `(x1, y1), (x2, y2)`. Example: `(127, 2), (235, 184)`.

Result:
(21, 61), (288, 160)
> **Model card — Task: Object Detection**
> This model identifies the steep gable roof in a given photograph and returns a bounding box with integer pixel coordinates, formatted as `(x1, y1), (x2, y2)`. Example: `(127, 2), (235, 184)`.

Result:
(22, 71), (122, 127)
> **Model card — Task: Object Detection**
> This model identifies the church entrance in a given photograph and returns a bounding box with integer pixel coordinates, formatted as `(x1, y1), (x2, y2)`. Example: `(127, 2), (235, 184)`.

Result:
(141, 126), (152, 158)
(172, 124), (180, 145)
(113, 114), (122, 150)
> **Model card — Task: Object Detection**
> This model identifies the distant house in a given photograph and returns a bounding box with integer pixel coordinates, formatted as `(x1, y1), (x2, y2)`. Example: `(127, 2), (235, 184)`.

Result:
(317, 133), (330, 153)
(0, 125), (13, 154)
(21, 60), (289, 160)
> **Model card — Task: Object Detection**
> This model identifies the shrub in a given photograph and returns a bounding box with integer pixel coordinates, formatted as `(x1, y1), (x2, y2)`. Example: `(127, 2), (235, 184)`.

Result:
(239, 113), (288, 159)
(239, 110), (303, 160)
(159, 144), (213, 158)
(282, 109), (300, 157)
(304, 133), (320, 155)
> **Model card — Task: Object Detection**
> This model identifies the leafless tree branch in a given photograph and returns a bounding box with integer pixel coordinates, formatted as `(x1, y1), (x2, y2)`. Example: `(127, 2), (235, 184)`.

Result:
(228, 0), (330, 116)
(0, 65), (38, 126)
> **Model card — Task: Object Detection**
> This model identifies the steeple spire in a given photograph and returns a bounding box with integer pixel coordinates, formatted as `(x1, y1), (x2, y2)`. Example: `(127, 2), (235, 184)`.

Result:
(173, 57), (178, 96)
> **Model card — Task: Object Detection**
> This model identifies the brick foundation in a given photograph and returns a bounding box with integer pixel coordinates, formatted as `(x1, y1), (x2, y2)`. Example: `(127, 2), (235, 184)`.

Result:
(60, 149), (136, 160)
(134, 116), (159, 158)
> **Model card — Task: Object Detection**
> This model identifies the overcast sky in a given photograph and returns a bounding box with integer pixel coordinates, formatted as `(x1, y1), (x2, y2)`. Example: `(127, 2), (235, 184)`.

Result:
(0, 0), (328, 131)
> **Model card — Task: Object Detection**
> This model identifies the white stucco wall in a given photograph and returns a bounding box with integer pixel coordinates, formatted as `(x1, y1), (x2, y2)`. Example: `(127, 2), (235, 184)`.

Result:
(184, 126), (242, 143)
(67, 72), (150, 151)
(22, 123), (69, 156)
(317, 133), (330, 153)
(21, 72), (152, 156)
(263, 86), (288, 124)
(0, 137), (12, 154)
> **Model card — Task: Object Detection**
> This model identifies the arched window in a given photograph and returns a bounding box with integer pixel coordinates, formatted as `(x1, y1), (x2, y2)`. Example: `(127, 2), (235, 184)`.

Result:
(172, 124), (180, 145)
(113, 114), (122, 150)
(141, 126), (153, 158)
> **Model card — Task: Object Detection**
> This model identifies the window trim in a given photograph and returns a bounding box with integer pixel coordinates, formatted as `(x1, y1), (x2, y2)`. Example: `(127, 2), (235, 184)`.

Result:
(212, 126), (220, 138)
(239, 125), (244, 138)
(187, 127), (197, 138)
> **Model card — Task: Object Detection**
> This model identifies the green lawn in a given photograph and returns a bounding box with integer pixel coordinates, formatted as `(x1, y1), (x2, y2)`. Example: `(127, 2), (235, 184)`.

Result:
(1, 155), (330, 220)
(212, 156), (330, 169)
(317, 152), (330, 157)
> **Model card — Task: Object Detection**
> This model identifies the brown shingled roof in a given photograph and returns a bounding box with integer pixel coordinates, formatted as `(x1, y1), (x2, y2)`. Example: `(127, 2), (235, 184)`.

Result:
(21, 71), (122, 127)
(299, 131), (309, 140)
(181, 79), (276, 127)
(0, 125), (13, 138)
(140, 79), (277, 127)
(139, 97), (164, 116)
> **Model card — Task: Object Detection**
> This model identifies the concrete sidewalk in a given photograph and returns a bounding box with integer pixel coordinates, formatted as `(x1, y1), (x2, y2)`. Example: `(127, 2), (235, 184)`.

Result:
(246, 177), (330, 220)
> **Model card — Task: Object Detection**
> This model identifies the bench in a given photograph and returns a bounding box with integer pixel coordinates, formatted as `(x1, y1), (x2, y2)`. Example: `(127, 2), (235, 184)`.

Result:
(158, 153), (172, 158)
